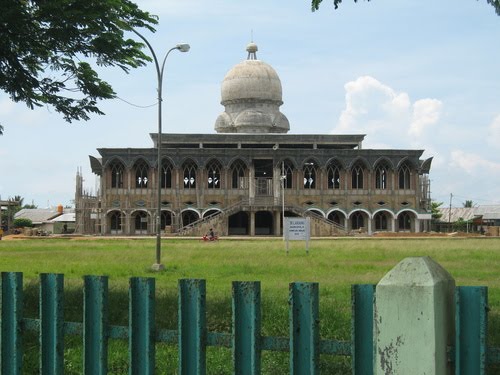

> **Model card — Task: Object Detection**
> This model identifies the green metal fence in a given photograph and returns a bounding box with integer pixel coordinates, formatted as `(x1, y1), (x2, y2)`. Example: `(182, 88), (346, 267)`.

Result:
(0, 272), (498, 374)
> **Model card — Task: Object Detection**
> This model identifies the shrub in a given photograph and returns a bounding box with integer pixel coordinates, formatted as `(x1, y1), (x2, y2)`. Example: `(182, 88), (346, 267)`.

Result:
(13, 218), (33, 228)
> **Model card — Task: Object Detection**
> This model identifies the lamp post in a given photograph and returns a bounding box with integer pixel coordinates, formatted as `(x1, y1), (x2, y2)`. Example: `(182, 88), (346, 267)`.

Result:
(280, 161), (286, 239)
(132, 29), (190, 271)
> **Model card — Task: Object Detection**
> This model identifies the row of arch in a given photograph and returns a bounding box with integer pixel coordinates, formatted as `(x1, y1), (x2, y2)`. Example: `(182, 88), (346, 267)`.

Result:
(106, 157), (417, 190)
(104, 207), (419, 234)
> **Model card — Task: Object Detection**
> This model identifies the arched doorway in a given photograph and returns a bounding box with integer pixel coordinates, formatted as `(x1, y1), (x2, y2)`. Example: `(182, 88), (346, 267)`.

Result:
(132, 211), (149, 235)
(109, 210), (123, 235)
(398, 211), (413, 232)
(203, 209), (221, 219)
(328, 211), (345, 227)
(228, 211), (249, 235)
(374, 211), (390, 231)
(161, 211), (173, 233)
(350, 211), (367, 231)
(255, 211), (273, 235)
(181, 210), (200, 227)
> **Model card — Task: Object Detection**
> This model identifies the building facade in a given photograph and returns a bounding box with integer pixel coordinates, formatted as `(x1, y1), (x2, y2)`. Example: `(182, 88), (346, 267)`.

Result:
(77, 43), (432, 236)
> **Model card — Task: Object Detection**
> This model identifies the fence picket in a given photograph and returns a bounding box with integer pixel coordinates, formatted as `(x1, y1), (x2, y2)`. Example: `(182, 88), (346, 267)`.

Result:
(84, 275), (108, 375)
(232, 281), (261, 375)
(455, 286), (488, 375)
(40, 273), (64, 375)
(0, 271), (498, 374)
(129, 277), (155, 375)
(352, 284), (375, 375)
(289, 282), (319, 375)
(0, 272), (23, 375)
(179, 279), (206, 375)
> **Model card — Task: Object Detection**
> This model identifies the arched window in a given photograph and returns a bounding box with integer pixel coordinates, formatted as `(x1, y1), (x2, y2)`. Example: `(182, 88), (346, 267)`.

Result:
(206, 160), (222, 189)
(398, 212), (411, 231)
(110, 160), (124, 188)
(303, 161), (316, 189)
(374, 212), (388, 230)
(231, 160), (247, 189)
(399, 164), (411, 189)
(134, 160), (149, 188)
(182, 160), (197, 189)
(327, 163), (341, 189)
(282, 161), (293, 189)
(351, 211), (364, 230)
(161, 160), (172, 189)
(375, 163), (388, 189)
(351, 163), (364, 189)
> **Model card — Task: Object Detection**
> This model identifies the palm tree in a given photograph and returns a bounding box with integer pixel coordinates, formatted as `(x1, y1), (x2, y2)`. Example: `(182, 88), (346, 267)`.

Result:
(463, 200), (474, 208)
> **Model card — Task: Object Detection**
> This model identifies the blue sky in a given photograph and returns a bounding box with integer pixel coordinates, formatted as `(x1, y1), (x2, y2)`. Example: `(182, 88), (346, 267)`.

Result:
(1, 0), (499, 208)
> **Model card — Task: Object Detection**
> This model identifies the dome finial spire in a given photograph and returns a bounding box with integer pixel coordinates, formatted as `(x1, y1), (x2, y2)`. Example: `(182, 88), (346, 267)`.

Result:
(246, 41), (258, 60)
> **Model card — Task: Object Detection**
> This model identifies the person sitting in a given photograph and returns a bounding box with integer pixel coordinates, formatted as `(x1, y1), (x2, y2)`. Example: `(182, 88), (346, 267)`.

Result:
(209, 228), (215, 240)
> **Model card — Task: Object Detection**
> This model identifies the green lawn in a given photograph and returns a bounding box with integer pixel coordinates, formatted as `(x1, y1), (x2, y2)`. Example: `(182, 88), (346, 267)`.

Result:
(1, 237), (499, 374)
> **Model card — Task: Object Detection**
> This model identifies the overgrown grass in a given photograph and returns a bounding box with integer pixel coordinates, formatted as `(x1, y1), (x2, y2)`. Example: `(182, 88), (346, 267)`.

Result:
(1, 237), (499, 374)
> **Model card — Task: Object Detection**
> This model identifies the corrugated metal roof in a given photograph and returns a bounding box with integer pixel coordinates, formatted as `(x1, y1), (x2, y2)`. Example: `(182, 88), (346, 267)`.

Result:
(437, 205), (500, 222)
(438, 207), (476, 222)
(50, 213), (75, 222)
(14, 208), (60, 224)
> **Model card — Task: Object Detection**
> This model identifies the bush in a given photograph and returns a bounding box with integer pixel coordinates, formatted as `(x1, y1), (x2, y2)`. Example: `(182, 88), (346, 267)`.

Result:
(13, 218), (33, 228)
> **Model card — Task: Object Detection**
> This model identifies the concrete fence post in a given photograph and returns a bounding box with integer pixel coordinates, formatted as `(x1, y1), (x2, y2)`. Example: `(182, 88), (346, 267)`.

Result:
(374, 256), (455, 374)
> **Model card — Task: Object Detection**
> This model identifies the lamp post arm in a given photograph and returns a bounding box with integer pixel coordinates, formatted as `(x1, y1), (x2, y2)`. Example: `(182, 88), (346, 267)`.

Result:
(131, 29), (162, 88)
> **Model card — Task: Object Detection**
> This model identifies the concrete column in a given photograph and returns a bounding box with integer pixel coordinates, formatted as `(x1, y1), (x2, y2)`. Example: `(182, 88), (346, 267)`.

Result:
(249, 164), (255, 203)
(374, 257), (455, 375)
(391, 218), (396, 232)
(415, 218), (421, 233)
(124, 212), (131, 235)
(250, 211), (255, 236)
(274, 210), (281, 236)
(367, 216), (372, 235)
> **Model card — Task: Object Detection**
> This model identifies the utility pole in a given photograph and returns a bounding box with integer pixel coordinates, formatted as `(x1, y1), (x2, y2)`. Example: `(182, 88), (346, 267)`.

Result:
(448, 193), (453, 232)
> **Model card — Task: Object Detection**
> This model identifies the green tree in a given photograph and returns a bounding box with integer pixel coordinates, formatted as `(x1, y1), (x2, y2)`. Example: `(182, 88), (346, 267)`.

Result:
(463, 200), (474, 208)
(431, 201), (443, 221)
(0, 0), (157, 132)
(310, 0), (500, 15)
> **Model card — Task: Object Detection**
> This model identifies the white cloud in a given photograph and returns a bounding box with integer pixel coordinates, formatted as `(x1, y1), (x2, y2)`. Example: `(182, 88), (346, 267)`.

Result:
(449, 150), (500, 175)
(336, 75), (410, 134)
(409, 99), (442, 137)
(334, 76), (442, 148)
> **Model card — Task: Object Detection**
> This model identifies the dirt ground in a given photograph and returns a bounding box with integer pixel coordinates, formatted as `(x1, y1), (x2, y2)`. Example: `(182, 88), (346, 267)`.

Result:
(0, 231), (490, 241)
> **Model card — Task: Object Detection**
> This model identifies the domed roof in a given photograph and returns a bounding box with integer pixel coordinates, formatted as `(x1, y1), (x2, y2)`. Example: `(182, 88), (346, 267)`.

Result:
(215, 42), (289, 134)
(221, 43), (283, 105)
(234, 110), (273, 128)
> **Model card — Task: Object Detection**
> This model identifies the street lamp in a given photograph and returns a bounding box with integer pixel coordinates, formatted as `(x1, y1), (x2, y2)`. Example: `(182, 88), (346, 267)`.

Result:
(280, 161), (286, 239)
(132, 29), (190, 271)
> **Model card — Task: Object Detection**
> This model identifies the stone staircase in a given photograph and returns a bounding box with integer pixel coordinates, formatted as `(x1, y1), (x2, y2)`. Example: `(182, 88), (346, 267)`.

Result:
(176, 200), (349, 237)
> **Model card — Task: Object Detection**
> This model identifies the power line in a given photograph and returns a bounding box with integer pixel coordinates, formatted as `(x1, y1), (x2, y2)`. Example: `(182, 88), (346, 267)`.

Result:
(116, 96), (158, 108)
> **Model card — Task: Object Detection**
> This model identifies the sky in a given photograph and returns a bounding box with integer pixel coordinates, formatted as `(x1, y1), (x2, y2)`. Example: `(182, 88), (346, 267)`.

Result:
(1, 0), (499, 209)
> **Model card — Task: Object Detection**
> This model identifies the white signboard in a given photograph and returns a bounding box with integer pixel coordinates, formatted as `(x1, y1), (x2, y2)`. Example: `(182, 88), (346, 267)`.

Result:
(284, 217), (311, 254)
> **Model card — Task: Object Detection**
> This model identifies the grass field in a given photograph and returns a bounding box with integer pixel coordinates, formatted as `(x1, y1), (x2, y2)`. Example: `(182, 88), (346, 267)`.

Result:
(1, 236), (499, 374)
